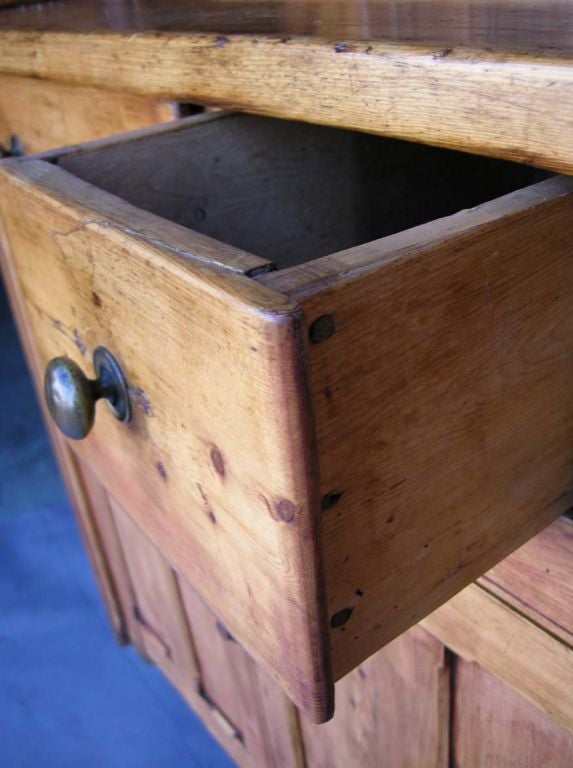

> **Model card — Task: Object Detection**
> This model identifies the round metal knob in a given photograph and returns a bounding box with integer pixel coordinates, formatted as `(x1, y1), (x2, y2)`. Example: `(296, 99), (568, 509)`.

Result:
(44, 346), (131, 440)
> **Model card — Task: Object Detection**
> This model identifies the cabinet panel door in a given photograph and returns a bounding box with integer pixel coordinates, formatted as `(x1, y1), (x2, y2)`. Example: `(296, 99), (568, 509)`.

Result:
(111, 498), (200, 701)
(179, 580), (273, 766)
(454, 659), (573, 767)
(300, 626), (449, 768)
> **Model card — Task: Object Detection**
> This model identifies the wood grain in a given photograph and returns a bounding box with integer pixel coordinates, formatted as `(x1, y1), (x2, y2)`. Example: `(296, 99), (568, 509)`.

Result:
(266, 176), (573, 681)
(103, 501), (263, 767)
(453, 657), (573, 766)
(0, 154), (332, 720)
(0, 6), (571, 172)
(0, 217), (130, 644)
(111, 497), (200, 700)
(180, 584), (259, 751)
(0, 73), (182, 653)
(254, 666), (306, 768)
(58, 112), (547, 271)
(74, 458), (145, 652)
(481, 516), (573, 645)
(1, 0), (572, 52)
(0, 74), (176, 154)
(423, 584), (573, 732)
(180, 580), (279, 766)
(300, 626), (449, 768)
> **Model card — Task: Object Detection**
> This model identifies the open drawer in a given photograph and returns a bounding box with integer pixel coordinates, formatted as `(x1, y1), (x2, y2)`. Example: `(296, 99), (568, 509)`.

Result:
(1, 111), (573, 722)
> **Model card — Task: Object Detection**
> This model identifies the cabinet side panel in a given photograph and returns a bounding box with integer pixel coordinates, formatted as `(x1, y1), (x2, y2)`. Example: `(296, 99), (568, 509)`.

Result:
(180, 580), (282, 767)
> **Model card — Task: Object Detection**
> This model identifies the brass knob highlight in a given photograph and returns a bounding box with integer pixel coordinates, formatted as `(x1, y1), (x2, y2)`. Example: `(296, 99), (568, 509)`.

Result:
(44, 346), (131, 440)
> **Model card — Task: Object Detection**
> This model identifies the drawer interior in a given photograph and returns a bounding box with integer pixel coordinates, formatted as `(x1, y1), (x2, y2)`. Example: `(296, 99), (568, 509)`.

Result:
(57, 113), (549, 271)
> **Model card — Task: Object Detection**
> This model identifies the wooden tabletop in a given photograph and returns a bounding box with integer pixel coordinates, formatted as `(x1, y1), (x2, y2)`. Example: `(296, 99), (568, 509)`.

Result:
(0, 0), (572, 172)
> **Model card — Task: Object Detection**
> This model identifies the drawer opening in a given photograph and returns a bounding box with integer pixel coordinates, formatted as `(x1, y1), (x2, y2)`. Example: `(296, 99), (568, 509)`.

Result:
(57, 113), (550, 272)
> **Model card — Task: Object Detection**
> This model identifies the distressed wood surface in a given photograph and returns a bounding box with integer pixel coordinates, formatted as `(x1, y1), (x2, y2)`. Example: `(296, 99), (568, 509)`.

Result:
(263, 176), (573, 681)
(57, 112), (547, 272)
(59, 112), (415, 270)
(481, 516), (573, 645)
(0, 218), (131, 644)
(1, 0), (572, 51)
(0, 74), (175, 154)
(0, 155), (332, 721)
(453, 657), (573, 766)
(106, 500), (264, 767)
(423, 584), (573, 732)
(180, 578), (314, 767)
(0, 2), (572, 172)
(300, 626), (449, 768)
(111, 497), (201, 700)
(74, 458), (145, 652)
(0, 79), (182, 651)
(179, 580), (274, 764)
(254, 666), (306, 768)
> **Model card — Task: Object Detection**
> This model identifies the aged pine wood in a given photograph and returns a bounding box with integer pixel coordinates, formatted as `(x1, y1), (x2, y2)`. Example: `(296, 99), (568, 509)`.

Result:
(423, 584), (573, 732)
(480, 516), (573, 645)
(0, 82), (186, 653)
(110, 498), (200, 700)
(1, 0), (572, 51)
(454, 658), (573, 766)
(107, 504), (262, 768)
(58, 112), (547, 270)
(0, 221), (129, 644)
(0, 154), (332, 720)
(300, 626), (449, 768)
(8, 0), (573, 52)
(0, 1), (572, 173)
(42, 115), (272, 277)
(261, 176), (573, 681)
(253, 667), (306, 768)
(180, 580), (278, 766)
(0, 74), (176, 154)
(76, 459), (146, 653)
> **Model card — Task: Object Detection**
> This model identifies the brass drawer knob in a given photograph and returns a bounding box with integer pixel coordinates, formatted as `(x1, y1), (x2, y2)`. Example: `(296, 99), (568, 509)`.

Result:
(44, 346), (130, 440)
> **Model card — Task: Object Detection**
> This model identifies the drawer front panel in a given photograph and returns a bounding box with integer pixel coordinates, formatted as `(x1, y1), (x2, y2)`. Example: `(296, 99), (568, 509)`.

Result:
(0, 157), (332, 721)
(0, 74), (175, 154)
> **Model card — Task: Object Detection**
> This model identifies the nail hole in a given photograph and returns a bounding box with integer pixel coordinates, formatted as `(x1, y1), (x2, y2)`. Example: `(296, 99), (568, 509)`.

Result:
(215, 620), (235, 642)
(330, 607), (353, 628)
(309, 315), (336, 344)
(321, 491), (344, 510)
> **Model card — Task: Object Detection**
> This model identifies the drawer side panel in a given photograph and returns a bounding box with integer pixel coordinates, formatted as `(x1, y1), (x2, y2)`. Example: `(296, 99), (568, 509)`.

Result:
(297, 177), (573, 679)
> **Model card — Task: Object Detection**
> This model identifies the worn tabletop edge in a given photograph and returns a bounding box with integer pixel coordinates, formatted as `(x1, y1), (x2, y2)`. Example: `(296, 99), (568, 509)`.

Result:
(0, 29), (571, 174)
(0, 27), (572, 63)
